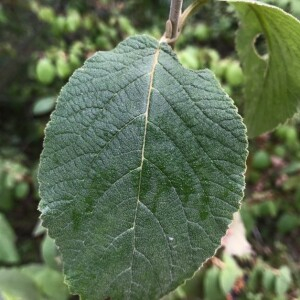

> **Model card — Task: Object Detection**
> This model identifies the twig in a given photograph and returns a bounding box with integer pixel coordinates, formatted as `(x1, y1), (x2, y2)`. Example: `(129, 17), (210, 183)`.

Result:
(169, 0), (183, 40)
(161, 0), (209, 47)
(161, 0), (183, 47)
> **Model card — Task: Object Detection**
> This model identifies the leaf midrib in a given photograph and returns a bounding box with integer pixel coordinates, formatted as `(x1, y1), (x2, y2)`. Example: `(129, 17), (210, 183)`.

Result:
(129, 45), (161, 288)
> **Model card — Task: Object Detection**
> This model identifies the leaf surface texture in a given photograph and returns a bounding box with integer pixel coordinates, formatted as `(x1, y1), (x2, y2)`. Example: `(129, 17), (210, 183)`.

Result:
(38, 35), (247, 299)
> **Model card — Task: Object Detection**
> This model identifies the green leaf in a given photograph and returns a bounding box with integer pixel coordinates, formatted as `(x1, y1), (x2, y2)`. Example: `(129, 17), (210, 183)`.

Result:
(33, 96), (56, 116)
(0, 268), (42, 300)
(247, 265), (263, 292)
(219, 254), (243, 294)
(38, 35), (247, 299)
(0, 265), (69, 300)
(275, 266), (292, 296)
(0, 213), (19, 264)
(21, 265), (69, 300)
(262, 268), (275, 291)
(204, 266), (224, 300)
(227, 0), (300, 137)
(277, 213), (300, 234)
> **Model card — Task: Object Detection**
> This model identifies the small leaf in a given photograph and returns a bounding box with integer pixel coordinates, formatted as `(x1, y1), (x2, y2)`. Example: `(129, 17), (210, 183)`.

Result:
(204, 266), (224, 300)
(277, 213), (300, 234)
(227, 0), (300, 137)
(262, 268), (275, 291)
(275, 266), (292, 296)
(21, 265), (69, 300)
(0, 268), (42, 300)
(247, 265), (263, 292)
(33, 96), (56, 116)
(38, 35), (247, 299)
(219, 254), (243, 294)
(0, 213), (19, 264)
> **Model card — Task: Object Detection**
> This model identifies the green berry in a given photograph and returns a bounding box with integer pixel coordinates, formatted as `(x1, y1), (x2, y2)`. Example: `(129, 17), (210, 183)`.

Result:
(225, 61), (244, 87)
(36, 58), (56, 85)
(70, 41), (83, 56)
(211, 59), (230, 78)
(14, 182), (30, 199)
(252, 150), (271, 170)
(38, 7), (55, 23)
(275, 125), (289, 140)
(118, 16), (136, 35)
(273, 145), (286, 157)
(96, 36), (111, 49)
(69, 53), (81, 68)
(194, 23), (210, 41)
(206, 49), (220, 65)
(285, 127), (298, 146)
(178, 47), (202, 70)
(83, 16), (93, 30)
(66, 10), (81, 32)
(56, 56), (71, 79)
(52, 16), (67, 33)
(275, 125), (298, 149)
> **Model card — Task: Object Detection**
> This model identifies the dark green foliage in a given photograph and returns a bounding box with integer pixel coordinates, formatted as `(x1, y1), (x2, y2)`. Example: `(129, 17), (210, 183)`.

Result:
(1, 0), (300, 299)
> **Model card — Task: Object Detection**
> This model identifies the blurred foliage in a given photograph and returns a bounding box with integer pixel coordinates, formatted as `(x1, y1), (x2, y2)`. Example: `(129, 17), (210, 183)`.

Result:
(0, 0), (300, 299)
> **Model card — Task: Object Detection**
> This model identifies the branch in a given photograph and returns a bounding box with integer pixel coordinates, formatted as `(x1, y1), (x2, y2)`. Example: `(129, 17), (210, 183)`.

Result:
(169, 0), (183, 40)
(161, 0), (183, 47)
(160, 0), (209, 47)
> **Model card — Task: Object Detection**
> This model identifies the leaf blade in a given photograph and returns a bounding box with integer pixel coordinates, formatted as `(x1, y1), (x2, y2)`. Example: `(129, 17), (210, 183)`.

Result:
(38, 35), (247, 299)
(227, 0), (300, 137)
(0, 213), (20, 264)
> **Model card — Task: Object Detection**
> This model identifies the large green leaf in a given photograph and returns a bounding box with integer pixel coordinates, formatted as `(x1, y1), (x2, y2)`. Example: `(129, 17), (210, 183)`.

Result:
(228, 0), (300, 137)
(38, 35), (247, 299)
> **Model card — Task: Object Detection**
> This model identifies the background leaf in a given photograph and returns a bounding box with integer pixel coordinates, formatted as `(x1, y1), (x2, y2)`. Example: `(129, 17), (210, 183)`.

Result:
(227, 0), (300, 137)
(275, 266), (292, 296)
(204, 266), (224, 300)
(38, 35), (247, 299)
(0, 265), (69, 300)
(0, 213), (19, 264)
(0, 268), (42, 300)
(21, 265), (69, 300)
(219, 253), (243, 294)
(33, 96), (56, 116)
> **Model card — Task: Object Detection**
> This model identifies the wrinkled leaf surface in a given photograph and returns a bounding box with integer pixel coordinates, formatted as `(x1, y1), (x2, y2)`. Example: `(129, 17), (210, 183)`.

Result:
(39, 35), (247, 299)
